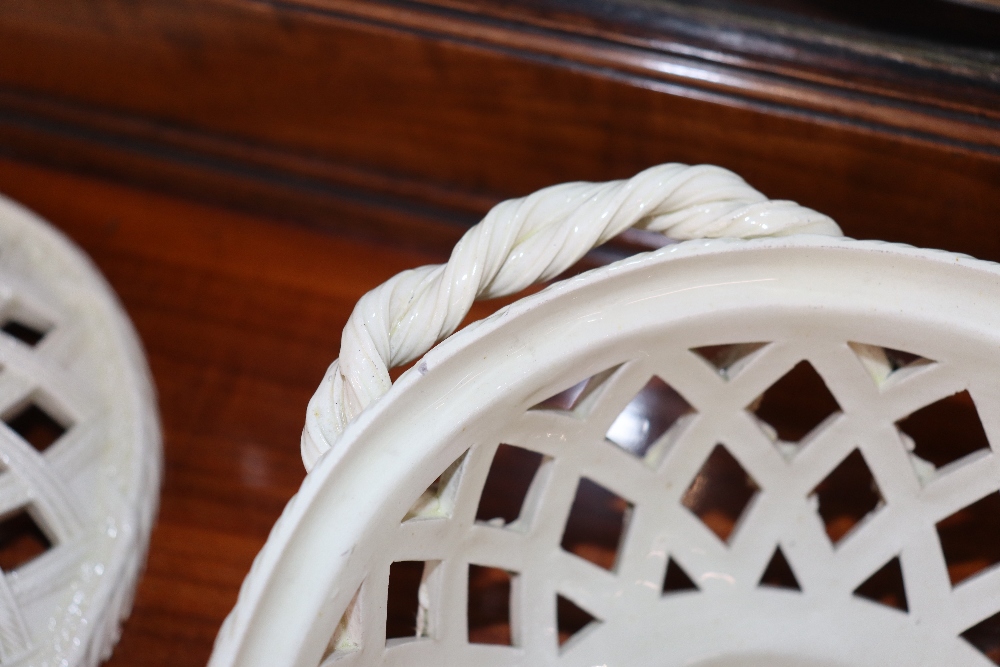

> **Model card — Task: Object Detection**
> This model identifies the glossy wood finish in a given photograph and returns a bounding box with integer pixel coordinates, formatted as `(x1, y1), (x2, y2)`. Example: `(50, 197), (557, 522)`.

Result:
(0, 0), (998, 260)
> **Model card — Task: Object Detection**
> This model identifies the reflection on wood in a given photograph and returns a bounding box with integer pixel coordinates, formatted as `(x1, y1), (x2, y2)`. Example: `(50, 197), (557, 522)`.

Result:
(0, 0), (998, 262)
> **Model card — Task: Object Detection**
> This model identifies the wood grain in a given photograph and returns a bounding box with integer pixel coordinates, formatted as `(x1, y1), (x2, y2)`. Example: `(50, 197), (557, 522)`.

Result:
(0, 0), (998, 263)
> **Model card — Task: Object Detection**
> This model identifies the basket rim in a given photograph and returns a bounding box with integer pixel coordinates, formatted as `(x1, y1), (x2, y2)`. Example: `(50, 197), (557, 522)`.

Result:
(0, 193), (162, 666)
(213, 234), (1000, 667)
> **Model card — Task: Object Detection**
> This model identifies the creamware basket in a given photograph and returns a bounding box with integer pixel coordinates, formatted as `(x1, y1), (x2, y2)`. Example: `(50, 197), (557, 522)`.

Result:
(0, 195), (160, 667)
(210, 164), (1000, 667)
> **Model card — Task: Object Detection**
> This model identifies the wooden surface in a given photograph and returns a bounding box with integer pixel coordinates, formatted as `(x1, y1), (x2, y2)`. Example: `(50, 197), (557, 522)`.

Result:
(1, 0), (998, 260)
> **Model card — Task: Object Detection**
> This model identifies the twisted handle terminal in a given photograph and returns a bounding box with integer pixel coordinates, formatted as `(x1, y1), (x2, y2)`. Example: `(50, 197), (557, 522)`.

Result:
(302, 163), (842, 470)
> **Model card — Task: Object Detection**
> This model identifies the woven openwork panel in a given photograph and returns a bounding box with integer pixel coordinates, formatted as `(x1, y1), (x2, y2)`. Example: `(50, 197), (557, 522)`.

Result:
(322, 314), (1000, 666)
(212, 237), (1000, 667)
(0, 196), (159, 667)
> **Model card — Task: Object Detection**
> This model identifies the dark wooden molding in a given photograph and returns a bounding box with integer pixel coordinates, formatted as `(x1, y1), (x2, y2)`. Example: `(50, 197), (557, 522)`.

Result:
(419, 1), (1000, 102)
(291, 0), (1000, 153)
(0, 0), (998, 259)
(0, 87), (481, 254)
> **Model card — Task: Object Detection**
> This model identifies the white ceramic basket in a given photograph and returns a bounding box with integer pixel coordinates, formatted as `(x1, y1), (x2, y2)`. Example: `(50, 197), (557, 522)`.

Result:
(0, 196), (160, 667)
(211, 164), (1000, 667)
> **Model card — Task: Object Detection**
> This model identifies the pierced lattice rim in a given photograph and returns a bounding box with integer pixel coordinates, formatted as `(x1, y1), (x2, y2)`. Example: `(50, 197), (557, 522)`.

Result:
(212, 235), (1000, 667)
(0, 195), (161, 667)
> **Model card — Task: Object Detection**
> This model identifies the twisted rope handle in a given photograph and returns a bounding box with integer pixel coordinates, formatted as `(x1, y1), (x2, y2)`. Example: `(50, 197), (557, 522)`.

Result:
(301, 163), (842, 470)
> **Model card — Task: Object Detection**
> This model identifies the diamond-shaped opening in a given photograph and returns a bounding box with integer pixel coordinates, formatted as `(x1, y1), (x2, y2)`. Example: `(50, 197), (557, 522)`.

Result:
(605, 376), (694, 462)
(848, 342), (932, 387)
(468, 565), (514, 646)
(557, 594), (599, 650)
(0, 320), (48, 347)
(403, 451), (468, 522)
(531, 366), (618, 414)
(690, 342), (768, 380)
(898, 390), (990, 472)
(386, 560), (438, 643)
(811, 449), (883, 546)
(0, 507), (51, 572)
(475, 445), (545, 528)
(561, 477), (632, 571)
(962, 609), (1000, 665)
(758, 547), (800, 590)
(4, 401), (69, 453)
(682, 444), (759, 544)
(853, 556), (908, 612)
(751, 361), (841, 445)
(324, 585), (363, 659)
(662, 557), (699, 595)
(937, 491), (1000, 587)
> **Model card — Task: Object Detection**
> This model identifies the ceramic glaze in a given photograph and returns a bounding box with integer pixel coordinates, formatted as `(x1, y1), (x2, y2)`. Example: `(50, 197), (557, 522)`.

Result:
(213, 167), (1000, 667)
(301, 163), (840, 469)
(0, 196), (160, 667)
